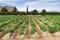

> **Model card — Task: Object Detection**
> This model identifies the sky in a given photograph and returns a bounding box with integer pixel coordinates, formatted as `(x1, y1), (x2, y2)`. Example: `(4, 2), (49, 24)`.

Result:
(0, 0), (60, 12)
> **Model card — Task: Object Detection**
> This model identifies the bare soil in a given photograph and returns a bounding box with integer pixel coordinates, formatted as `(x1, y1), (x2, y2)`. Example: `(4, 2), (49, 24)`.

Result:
(0, 21), (16, 38)
(23, 18), (31, 39)
(42, 32), (53, 37)
(1, 31), (60, 40)
(32, 19), (43, 38)
(14, 34), (24, 40)
(25, 37), (60, 40)
(53, 31), (60, 37)
(31, 32), (41, 39)
(2, 33), (11, 40)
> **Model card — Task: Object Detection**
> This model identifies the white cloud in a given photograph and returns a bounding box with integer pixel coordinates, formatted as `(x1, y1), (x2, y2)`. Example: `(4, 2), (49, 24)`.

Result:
(24, 1), (39, 6)
(0, 0), (59, 11)
(0, 0), (17, 6)
(0, 0), (23, 6)
(23, 0), (60, 12)
(0, 0), (21, 2)
(17, 6), (26, 12)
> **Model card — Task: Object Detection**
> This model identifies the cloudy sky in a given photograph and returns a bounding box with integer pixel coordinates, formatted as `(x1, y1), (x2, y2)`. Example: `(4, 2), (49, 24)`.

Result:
(0, 0), (60, 12)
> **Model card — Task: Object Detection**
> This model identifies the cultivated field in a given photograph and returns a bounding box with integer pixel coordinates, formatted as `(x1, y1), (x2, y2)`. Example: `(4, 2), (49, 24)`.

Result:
(0, 15), (60, 40)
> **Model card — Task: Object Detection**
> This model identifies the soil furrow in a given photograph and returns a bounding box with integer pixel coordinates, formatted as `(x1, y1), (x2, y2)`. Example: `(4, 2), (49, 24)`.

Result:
(23, 17), (31, 39)
(34, 17), (49, 32)
(0, 20), (15, 38)
(9, 17), (26, 40)
(32, 19), (43, 38)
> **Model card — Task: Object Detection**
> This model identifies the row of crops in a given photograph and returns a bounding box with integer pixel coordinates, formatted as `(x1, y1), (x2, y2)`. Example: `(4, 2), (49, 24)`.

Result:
(34, 15), (60, 33)
(0, 15), (60, 36)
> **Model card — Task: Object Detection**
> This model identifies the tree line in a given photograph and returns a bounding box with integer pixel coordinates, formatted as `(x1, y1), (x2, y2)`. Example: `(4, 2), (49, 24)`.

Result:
(0, 7), (60, 15)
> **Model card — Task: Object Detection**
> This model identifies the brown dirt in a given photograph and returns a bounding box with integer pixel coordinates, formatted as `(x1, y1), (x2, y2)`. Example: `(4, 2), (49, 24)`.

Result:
(25, 37), (60, 40)
(0, 32), (3, 38)
(1, 30), (60, 40)
(0, 21), (16, 38)
(32, 19), (43, 38)
(31, 32), (53, 39)
(39, 37), (60, 40)
(31, 32), (41, 39)
(53, 31), (60, 37)
(23, 18), (31, 39)
(2, 33), (11, 40)
(0, 30), (6, 38)
(14, 34), (24, 40)
(42, 32), (53, 37)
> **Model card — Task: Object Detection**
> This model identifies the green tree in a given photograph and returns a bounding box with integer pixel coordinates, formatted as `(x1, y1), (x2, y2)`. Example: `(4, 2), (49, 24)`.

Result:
(34, 9), (38, 14)
(41, 9), (46, 15)
(31, 9), (38, 15)
(27, 6), (28, 13)
(1, 7), (8, 12)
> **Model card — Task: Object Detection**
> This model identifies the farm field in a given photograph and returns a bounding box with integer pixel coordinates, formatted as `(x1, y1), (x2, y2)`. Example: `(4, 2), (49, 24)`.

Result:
(0, 15), (60, 40)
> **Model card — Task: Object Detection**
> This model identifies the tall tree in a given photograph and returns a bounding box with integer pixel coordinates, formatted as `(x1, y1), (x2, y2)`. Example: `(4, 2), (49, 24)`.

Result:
(41, 9), (46, 15)
(31, 9), (38, 15)
(1, 7), (8, 12)
(27, 6), (28, 13)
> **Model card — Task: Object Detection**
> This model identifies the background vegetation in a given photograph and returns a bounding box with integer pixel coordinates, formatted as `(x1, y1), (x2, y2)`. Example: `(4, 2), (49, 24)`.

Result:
(0, 7), (60, 15)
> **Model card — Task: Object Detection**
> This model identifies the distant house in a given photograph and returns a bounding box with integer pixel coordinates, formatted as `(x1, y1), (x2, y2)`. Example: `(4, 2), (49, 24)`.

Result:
(0, 6), (18, 12)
